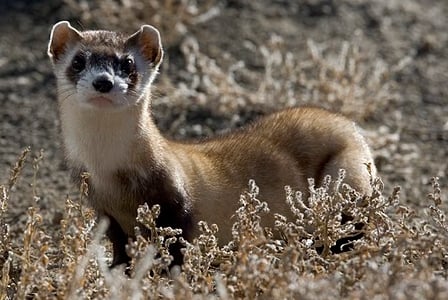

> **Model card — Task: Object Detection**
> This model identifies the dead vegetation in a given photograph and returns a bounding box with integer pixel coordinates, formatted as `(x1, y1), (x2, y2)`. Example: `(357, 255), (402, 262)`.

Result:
(1, 147), (447, 299)
(0, 0), (447, 298)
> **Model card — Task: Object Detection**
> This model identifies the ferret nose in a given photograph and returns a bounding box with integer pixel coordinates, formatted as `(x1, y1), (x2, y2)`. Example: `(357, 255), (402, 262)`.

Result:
(92, 77), (114, 93)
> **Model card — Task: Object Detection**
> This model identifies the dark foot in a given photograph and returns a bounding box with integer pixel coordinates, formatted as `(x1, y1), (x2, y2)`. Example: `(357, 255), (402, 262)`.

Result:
(105, 215), (131, 269)
(316, 213), (365, 254)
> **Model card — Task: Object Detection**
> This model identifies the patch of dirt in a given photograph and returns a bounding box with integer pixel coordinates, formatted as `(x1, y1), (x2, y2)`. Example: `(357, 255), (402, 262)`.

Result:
(0, 0), (447, 238)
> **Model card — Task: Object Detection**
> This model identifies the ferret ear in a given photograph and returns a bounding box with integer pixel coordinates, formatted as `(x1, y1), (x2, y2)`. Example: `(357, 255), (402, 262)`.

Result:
(125, 25), (163, 67)
(48, 21), (82, 62)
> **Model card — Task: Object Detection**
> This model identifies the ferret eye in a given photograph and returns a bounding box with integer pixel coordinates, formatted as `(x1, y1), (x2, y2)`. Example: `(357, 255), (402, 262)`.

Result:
(71, 55), (86, 73)
(120, 58), (135, 75)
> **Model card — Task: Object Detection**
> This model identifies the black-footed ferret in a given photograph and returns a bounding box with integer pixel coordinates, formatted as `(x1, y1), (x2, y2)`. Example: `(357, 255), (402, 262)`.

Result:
(47, 21), (376, 267)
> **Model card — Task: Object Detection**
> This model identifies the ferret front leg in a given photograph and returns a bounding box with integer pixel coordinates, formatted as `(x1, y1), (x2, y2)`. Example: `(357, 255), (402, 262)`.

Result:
(105, 215), (131, 268)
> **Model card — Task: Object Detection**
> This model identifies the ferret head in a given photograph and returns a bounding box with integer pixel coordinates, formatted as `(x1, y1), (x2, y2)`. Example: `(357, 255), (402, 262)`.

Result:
(48, 21), (163, 111)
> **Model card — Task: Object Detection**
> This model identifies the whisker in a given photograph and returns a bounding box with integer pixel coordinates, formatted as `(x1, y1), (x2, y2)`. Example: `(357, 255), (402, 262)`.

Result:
(61, 94), (76, 102)
(121, 94), (131, 106)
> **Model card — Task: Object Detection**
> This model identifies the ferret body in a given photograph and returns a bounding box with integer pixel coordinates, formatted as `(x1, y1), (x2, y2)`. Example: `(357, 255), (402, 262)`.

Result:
(48, 21), (376, 267)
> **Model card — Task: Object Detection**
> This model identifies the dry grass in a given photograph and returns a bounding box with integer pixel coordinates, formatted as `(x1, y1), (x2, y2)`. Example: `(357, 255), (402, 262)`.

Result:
(0, 0), (446, 298)
(1, 148), (447, 299)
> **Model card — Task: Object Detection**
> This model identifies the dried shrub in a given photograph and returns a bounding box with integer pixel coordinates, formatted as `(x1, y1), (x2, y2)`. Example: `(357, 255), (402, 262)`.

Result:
(1, 1), (445, 298)
(1, 149), (448, 299)
(155, 33), (405, 142)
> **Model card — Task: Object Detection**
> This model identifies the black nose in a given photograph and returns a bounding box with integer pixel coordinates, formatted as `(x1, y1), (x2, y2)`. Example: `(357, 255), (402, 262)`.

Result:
(92, 77), (114, 93)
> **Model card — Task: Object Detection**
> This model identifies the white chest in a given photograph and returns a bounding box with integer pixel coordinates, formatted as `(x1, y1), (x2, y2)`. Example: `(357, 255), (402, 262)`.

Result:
(60, 102), (137, 175)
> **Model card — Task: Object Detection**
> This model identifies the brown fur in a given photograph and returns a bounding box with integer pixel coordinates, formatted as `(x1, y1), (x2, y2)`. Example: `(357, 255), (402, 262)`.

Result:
(171, 107), (375, 242)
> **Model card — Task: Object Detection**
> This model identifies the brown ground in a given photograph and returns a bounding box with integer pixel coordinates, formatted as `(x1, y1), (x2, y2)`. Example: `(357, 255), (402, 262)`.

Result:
(0, 0), (447, 239)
